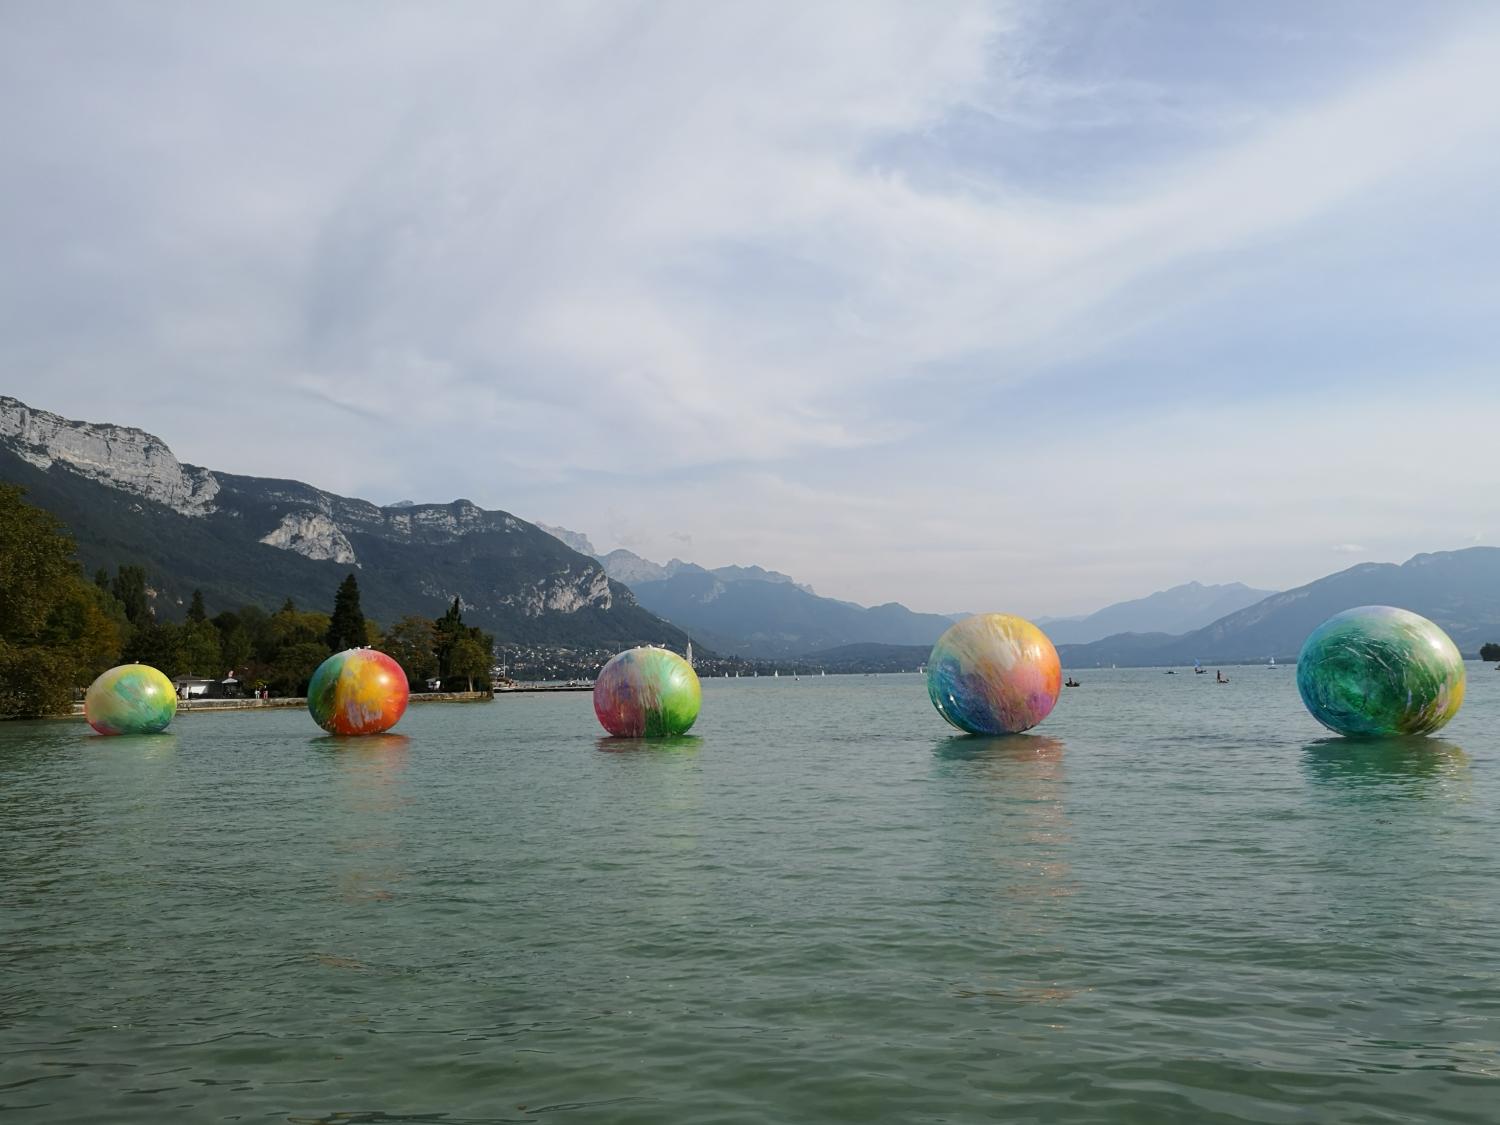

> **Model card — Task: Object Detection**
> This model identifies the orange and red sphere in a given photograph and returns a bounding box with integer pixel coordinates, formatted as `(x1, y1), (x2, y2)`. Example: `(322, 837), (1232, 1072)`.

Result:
(307, 648), (409, 735)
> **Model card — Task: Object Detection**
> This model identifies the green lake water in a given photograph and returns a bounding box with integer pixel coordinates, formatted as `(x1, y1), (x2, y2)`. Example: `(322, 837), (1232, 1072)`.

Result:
(3, 667), (1498, 1123)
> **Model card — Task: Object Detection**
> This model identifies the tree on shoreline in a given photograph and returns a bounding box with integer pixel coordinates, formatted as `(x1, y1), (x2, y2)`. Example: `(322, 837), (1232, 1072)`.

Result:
(434, 596), (494, 691)
(110, 564), (149, 627)
(1481, 642), (1500, 662)
(0, 485), (122, 716)
(384, 615), (438, 688)
(448, 637), (488, 693)
(326, 573), (367, 652)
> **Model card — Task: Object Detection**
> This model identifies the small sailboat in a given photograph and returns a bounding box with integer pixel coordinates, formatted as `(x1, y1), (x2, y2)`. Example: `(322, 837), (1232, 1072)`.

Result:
(1268, 656), (1278, 668)
(1194, 659), (1206, 674)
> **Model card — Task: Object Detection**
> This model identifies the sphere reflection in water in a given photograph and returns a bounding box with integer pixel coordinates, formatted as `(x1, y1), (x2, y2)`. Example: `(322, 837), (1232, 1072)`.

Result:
(933, 733), (1076, 1006)
(1302, 737), (1470, 796)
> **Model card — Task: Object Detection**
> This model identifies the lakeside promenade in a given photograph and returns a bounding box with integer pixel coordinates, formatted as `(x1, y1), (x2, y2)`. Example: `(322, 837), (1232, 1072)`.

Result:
(62, 689), (493, 719)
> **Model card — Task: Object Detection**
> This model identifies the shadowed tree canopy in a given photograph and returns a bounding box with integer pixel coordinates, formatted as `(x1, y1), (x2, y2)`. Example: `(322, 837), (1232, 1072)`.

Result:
(448, 636), (488, 693)
(326, 573), (367, 652)
(385, 614), (438, 688)
(433, 597), (494, 690)
(0, 485), (123, 716)
(110, 564), (149, 626)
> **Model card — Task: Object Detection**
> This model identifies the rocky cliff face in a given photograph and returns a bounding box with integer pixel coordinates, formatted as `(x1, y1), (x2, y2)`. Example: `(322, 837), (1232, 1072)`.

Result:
(0, 396), (682, 646)
(0, 396), (220, 516)
(259, 512), (359, 565)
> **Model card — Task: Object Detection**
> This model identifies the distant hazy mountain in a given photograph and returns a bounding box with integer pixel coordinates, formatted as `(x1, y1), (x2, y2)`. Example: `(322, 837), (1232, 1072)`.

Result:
(535, 523), (598, 556)
(587, 543), (806, 591)
(533, 536), (953, 658)
(0, 396), (687, 647)
(796, 642), (930, 673)
(1058, 549), (1500, 666)
(626, 567), (957, 659)
(1040, 581), (1276, 645)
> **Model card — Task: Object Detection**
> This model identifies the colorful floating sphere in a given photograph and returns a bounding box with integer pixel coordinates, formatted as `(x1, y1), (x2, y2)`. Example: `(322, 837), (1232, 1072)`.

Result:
(593, 646), (701, 737)
(307, 648), (410, 736)
(926, 614), (1062, 735)
(84, 663), (177, 736)
(1297, 606), (1465, 737)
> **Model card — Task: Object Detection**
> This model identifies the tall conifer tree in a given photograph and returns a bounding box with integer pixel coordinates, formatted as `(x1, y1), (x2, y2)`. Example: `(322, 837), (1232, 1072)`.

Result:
(326, 573), (367, 651)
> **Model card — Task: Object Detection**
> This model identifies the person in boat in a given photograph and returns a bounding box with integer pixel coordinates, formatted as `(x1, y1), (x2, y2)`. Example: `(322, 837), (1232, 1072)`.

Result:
(1216, 670), (1227, 683)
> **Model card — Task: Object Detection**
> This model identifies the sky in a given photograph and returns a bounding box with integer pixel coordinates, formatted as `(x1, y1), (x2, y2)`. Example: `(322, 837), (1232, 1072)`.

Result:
(3, 1), (1498, 616)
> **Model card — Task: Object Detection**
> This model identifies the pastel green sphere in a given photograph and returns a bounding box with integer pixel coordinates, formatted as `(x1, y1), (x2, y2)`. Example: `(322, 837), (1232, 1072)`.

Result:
(593, 647), (701, 737)
(84, 664), (177, 736)
(1297, 606), (1465, 738)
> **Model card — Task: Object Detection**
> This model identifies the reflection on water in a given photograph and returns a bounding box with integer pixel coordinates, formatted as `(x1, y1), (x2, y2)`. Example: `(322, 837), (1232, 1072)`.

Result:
(595, 734), (703, 755)
(324, 734), (411, 905)
(1302, 737), (1470, 798)
(933, 731), (1064, 765)
(5, 677), (1499, 1123)
(90, 729), (180, 761)
(932, 734), (1077, 1007)
(318, 732), (411, 782)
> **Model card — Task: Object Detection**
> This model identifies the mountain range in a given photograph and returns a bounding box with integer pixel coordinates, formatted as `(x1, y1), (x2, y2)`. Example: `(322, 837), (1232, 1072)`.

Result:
(0, 396), (686, 648)
(8, 395), (1495, 667)
(537, 533), (1287, 661)
(530, 538), (951, 658)
(1056, 548), (1500, 666)
(1036, 581), (1275, 644)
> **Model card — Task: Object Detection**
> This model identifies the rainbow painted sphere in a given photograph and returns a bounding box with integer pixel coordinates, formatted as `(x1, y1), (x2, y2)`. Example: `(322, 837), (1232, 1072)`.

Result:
(84, 663), (177, 735)
(926, 614), (1062, 735)
(593, 647), (701, 737)
(1297, 606), (1465, 737)
(307, 648), (410, 736)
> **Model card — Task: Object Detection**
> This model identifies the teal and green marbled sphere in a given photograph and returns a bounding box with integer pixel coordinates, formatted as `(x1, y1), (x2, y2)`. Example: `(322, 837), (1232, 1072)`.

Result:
(1296, 606), (1465, 737)
(593, 647), (701, 737)
(84, 663), (177, 736)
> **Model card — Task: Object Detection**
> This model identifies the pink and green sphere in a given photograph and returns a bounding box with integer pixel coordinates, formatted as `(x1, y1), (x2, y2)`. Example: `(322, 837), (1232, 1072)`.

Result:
(927, 614), (1062, 735)
(85, 663), (177, 736)
(307, 648), (410, 736)
(593, 647), (701, 737)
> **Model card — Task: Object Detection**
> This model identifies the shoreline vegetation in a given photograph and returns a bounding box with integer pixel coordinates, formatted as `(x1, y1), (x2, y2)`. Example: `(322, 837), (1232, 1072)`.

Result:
(9, 483), (1500, 719)
(2, 483), (498, 719)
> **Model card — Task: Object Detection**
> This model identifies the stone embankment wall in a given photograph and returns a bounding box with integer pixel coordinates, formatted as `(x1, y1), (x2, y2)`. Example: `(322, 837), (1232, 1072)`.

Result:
(65, 691), (492, 717)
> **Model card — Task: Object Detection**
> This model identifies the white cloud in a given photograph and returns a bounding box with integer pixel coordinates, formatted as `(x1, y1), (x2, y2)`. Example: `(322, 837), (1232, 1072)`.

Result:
(3, 3), (1499, 610)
